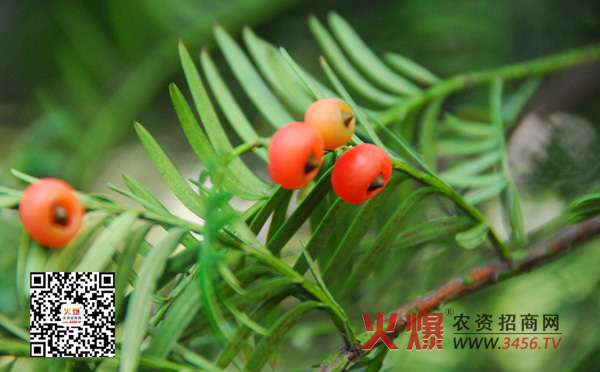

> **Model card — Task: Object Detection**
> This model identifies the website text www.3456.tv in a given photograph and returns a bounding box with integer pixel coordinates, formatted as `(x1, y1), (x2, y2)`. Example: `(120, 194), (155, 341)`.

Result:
(361, 310), (562, 351)
(453, 336), (562, 350)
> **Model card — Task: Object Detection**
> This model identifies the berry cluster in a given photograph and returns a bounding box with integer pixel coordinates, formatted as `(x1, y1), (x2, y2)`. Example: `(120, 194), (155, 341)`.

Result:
(18, 99), (391, 247)
(19, 178), (84, 248)
(268, 98), (392, 204)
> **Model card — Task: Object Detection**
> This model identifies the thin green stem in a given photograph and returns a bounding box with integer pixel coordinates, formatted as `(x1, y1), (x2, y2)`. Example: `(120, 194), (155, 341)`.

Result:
(226, 138), (269, 164)
(82, 198), (206, 234)
(239, 244), (356, 347)
(149, 265), (199, 326)
(0, 184), (242, 252)
(392, 159), (512, 259)
(378, 43), (600, 124)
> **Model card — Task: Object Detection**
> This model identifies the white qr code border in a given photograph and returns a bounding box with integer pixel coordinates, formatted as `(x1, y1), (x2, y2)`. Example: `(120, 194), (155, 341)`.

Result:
(30, 272), (115, 357)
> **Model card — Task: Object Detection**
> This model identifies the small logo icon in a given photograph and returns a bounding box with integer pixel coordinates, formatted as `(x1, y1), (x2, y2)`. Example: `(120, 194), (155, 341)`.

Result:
(362, 311), (445, 350)
(60, 303), (84, 326)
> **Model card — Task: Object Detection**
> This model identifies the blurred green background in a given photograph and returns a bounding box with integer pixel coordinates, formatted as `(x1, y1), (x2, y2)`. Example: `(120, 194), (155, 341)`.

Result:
(1, 0), (600, 371)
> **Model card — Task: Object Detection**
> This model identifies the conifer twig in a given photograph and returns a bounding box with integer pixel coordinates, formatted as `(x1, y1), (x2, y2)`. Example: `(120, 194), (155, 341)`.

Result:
(315, 215), (600, 372)
(377, 43), (600, 124)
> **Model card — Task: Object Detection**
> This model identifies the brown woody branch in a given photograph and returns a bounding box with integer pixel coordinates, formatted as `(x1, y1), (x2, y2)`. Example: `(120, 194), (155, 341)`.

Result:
(316, 215), (600, 372)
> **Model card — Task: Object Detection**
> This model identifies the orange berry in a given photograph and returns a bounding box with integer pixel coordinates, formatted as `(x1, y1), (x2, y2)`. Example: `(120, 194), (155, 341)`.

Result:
(19, 178), (84, 247)
(268, 122), (325, 190)
(332, 144), (392, 203)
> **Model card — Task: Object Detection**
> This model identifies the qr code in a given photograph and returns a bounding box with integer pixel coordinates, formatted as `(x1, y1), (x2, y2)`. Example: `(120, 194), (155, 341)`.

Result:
(30, 272), (115, 357)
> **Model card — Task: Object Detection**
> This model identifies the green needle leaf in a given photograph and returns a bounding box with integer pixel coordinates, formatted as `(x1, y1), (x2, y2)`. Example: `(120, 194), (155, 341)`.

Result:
(234, 276), (298, 309)
(299, 244), (350, 340)
(502, 183), (528, 247)
(16, 231), (31, 304)
(10, 169), (38, 184)
(341, 187), (438, 298)
(365, 346), (390, 372)
(178, 41), (271, 196)
(420, 98), (444, 171)
(444, 113), (500, 138)
(217, 289), (269, 336)
(265, 190), (293, 244)
(455, 223), (489, 250)
(243, 27), (313, 113)
(107, 183), (165, 214)
(169, 83), (267, 200)
(200, 47), (267, 161)
(172, 344), (222, 372)
(121, 228), (186, 372)
(570, 188), (600, 207)
(214, 24), (293, 128)
(267, 167), (333, 255)
(328, 12), (421, 95)
(123, 174), (170, 213)
(216, 299), (281, 369)
(490, 78), (527, 247)
(242, 198), (267, 224)
(322, 175), (404, 286)
(569, 187), (600, 222)
(367, 112), (437, 176)
(502, 76), (541, 124)
(0, 185), (20, 196)
(293, 198), (358, 275)
(74, 210), (138, 272)
(442, 172), (505, 188)
(441, 150), (503, 178)
(0, 195), (20, 208)
(437, 136), (502, 156)
(134, 122), (206, 217)
(145, 280), (202, 360)
(243, 301), (322, 372)
(0, 312), (28, 341)
(192, 276), (298, 336)
(464, 180), (508, 205)
(391, 216), (475, 249)
(279, 47), (332, 100)
(384, 52), (441, 86)
(157, 267), (276, 357)
(249, 187), (293, 234)
(217, 263), (247, 296)
(309, 16), (402, 106)
(115, 223), (152, 322)
(199, 250), (235, 345)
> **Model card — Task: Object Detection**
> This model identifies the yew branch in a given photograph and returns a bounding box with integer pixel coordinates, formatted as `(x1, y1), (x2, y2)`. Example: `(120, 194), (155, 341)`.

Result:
(315, 215), (600, 372)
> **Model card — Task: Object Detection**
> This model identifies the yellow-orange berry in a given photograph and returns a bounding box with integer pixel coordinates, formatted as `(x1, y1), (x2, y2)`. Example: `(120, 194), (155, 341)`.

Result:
(304, 98), (355, 150)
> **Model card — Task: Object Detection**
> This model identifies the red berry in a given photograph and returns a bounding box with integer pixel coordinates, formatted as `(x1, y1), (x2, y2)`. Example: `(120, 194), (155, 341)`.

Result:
(19, 178), (84, 248)
(268, 122), (325, 190)
(304, 98), (355, 150)
(332, 144), (392, 203)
